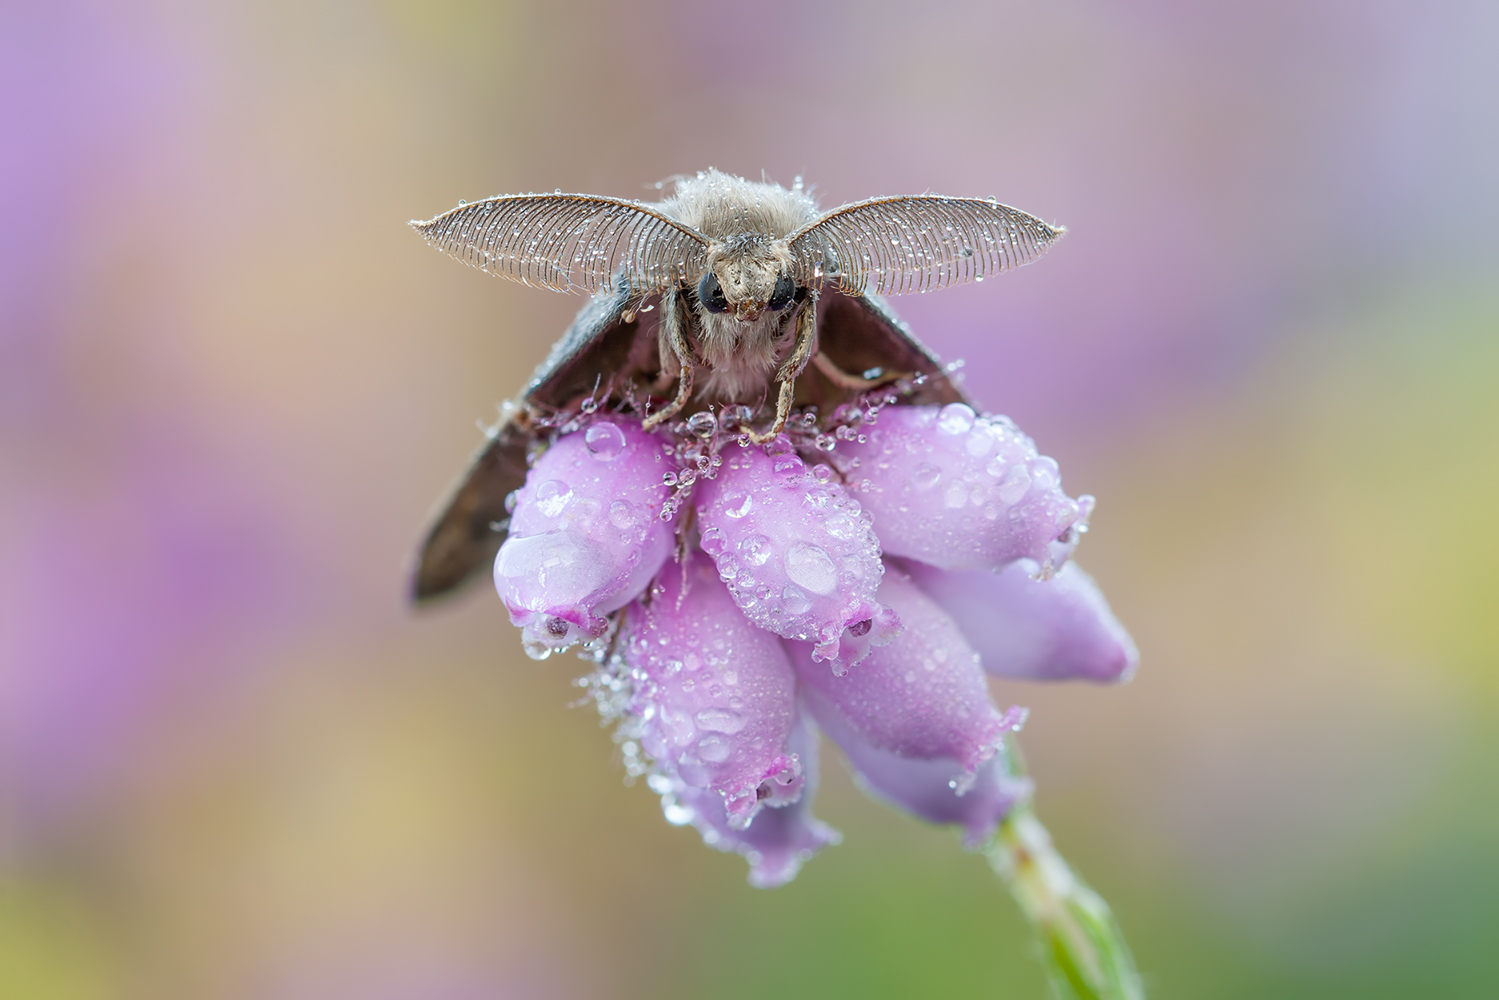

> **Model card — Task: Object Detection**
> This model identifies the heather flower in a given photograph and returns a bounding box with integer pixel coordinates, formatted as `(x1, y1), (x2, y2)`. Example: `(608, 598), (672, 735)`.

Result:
(503, 398), (1134, 889)
(647, 716), (840, 888)
(903, 558), (1139, 683)
(838, 402), (1093, 575)
(695, 440), (899, 671)
(495, 419), (672, 658)
(623, 552), (802, 827)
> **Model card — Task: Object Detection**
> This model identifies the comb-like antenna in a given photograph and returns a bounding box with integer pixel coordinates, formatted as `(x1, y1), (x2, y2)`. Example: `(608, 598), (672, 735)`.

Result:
(411, 194), (712, 295)
(785, 196), (1063, 296)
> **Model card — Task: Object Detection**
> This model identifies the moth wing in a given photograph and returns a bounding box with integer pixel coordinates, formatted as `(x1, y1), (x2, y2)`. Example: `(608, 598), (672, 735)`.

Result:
(411, 284), (655, 603)
(796, 287), (972, 410)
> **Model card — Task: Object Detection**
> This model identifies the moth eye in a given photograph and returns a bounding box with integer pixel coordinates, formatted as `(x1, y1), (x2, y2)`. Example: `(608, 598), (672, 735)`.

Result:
(698, 272), (730, 313)
(768, 273), (796, 311)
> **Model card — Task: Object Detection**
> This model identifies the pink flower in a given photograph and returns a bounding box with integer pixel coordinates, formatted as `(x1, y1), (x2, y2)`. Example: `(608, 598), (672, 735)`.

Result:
(495, 420), (672, 658)
(505, 401), (1134, 884)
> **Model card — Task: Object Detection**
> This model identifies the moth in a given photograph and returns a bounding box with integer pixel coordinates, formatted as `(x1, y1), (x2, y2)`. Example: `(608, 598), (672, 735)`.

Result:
(409, 169), (1063, 602)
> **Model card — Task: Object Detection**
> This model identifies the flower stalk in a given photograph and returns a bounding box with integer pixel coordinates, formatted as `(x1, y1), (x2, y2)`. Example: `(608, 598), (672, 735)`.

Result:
(987, 805), (1144, 1000)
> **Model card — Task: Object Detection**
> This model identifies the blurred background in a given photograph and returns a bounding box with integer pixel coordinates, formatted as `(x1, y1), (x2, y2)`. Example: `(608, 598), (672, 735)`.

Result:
(3, 1), (1496, 997)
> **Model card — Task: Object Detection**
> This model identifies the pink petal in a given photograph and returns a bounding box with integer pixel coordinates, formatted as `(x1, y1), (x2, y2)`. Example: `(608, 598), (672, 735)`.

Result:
(813, 702), (1031, 848)
(495, 419), (671, 658)
(904, 559), (1139, 683)
(841, 403), (1091, 574)
(788, 564), (1011, 776)
(623, 553), (802, 827)
(695, 440), (898, 671)
(648, 715), (839, 888)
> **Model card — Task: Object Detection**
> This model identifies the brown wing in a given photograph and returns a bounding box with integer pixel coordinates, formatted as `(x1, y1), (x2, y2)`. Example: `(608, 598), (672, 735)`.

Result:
(410, 285), (659, 603)
(410, 413), (533, 602)
(793, 287), (971, 411)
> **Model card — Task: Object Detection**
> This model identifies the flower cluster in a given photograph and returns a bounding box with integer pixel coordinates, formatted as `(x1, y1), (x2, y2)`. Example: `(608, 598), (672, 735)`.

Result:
(495, 398), (1136, 886)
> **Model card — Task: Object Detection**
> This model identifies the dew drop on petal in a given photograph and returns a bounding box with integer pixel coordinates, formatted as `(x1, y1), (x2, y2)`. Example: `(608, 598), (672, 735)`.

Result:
(781, 584), (813, 614)
(723, 492), (754, 518)
(700, 525), (727, 554)
(534, 480), (573, 517)
(943, 482), (969, 509)
(741, 534), (772, 565)
(911, 463), (942, 491)
(773, 452), (805, 477)
(583, 421), (626, 460)
(695, 708), (747, 733)
(605, 500), (635, 530)
(785, 542), (838, 595)
(998, 465), (1031, 504)
(936, 403), (976, 435)
(697, 735), (731, 762)
(823, 513), (856, 539)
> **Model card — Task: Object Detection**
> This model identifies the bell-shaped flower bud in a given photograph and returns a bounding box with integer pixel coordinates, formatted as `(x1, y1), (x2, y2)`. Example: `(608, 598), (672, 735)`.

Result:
(496, 420), (671, 658)
(647, 716), (840, 888)
(696, 441), (899, 671)
(623, 553), (802, 827)
(789, 566), (1012, 780)
(904, 559), (1138, 683)
(811, 701), (1031, 848)
(841, 403), (1092, 574)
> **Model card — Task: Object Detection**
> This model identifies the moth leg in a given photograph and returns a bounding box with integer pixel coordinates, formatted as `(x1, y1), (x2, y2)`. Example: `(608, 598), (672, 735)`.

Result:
(810, 351), (910, 391)
(643, 289), (696, 430)
(749, 293), (819, 444)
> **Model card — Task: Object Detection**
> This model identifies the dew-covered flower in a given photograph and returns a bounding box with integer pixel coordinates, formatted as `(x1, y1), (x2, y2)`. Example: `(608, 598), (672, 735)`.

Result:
(506, 399), (1135, 885)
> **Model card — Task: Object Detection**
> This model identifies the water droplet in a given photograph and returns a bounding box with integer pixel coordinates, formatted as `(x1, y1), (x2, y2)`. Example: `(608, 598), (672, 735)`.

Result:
(823, 513), (857, 539)
(504, 490), (519, 514)
(584, 422), (626, 460)
(911, 463), (942, 491)
(723, 492), (754, 518)
(741, 534), (772, 565)
(943, 482), (969, 509)
(781, 584), (813, 614)
(700, 525), (727, 554)
(534, 480), (573, 517)
(785, 542), (838, 595)
(985, 456), (1008, 478)
(965, 429), (994, 457)
(686, 411), (717, 438)
(998, 465), (1031, 504)
(937, 403), (976, 435)
(812, 464), (833, 482)
(695, 708), (747, 733)
(697, 735), (731, 762)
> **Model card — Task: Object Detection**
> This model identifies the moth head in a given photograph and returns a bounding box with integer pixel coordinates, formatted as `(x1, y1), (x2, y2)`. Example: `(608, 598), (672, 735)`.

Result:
(698, 236), (798, 321)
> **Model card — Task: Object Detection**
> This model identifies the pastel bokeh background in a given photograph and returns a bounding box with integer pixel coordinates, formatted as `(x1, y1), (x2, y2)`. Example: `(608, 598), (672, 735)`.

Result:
(4, 1), (1497, 997)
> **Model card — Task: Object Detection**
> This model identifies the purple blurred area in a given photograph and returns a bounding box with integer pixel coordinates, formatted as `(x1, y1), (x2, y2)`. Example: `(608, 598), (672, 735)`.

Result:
(3, 1), (1496, 997)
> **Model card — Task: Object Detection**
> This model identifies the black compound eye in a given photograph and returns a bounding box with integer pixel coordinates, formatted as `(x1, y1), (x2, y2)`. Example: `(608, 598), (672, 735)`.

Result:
(697, 272), (730, 313)
(768, 272), (796, 311)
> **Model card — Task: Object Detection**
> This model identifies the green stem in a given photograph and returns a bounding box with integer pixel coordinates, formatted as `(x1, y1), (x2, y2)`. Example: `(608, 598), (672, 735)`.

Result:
(986, 806), (1145, 1000)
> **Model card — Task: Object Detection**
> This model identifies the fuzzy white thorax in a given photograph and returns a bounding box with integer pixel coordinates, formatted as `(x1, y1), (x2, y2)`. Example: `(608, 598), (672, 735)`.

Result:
(657, 170), (820, 402)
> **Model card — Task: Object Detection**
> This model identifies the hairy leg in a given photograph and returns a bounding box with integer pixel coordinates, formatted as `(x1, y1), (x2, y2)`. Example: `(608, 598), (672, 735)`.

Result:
(748, 292), (818, 444)
(643, 289), (696, 430)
